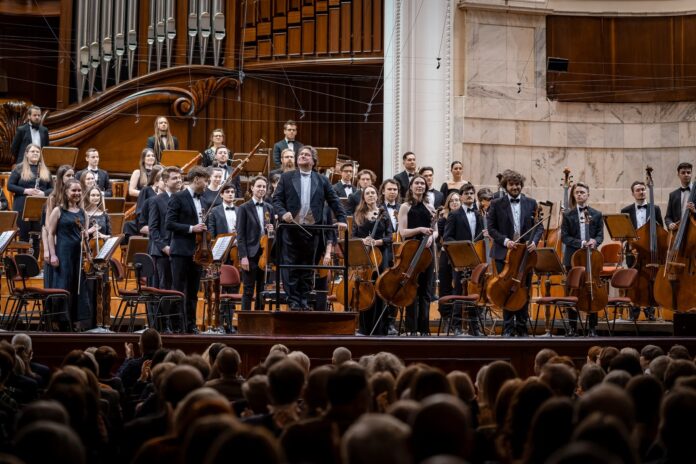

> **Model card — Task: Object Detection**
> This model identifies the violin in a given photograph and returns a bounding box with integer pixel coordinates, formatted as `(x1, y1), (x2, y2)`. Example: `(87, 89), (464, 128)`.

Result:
(485, 207), (543, 311)
(258, 211), (274, 271)
(193, 139), (265, 266)
(654, 176), (696, 312)
(570, 208), (608, 313)
(376, 206), (439, 308)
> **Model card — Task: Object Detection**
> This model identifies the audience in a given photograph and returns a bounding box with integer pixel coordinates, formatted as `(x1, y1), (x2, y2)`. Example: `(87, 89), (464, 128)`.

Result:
(1, 333), (696, 464)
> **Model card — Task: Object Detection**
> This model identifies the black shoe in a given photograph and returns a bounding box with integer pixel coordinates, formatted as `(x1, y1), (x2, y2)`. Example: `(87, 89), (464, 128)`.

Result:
(517, 327), (529, 337)
(502, 330), (515, 338)
(187, 326), (200, 334)
(387, 323), (399, 336)
(453, 327), (464, 337)
(469, 327), (483, 337)
(588, 328), (598, 337)
(565, 327), (577, 337)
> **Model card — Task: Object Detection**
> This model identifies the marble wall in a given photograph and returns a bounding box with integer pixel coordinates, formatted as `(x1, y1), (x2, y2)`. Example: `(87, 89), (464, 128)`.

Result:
(453, 9), (696, 227)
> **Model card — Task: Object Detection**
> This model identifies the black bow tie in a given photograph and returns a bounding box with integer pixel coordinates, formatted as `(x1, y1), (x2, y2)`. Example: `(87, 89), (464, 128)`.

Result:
(681, 187), (691, 192)
(510, 198), (520, 204)
(637, 204), (648, 209)
(467, 208), (476, 214)
(578, 206), (588, 212)
(255, 202), (263, 207)
(386, 204), (397, 208)
(343, 184), (352, 188)
(225, 206), (235, 211)
(193, 193), (202, 199)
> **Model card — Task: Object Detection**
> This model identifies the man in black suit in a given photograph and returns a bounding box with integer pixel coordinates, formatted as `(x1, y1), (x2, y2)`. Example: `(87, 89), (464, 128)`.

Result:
(394, 151), (417, 199)
(487, 170), (543, 337)
(210, 146), (243, 199)
(148, 166), (182, 331)
(443, 183), (485, 336)
(272, 146), (347, 310)
(620, 180), (664, 321)
(346, 169), (376, 215)
(166, 166), (210, 333)
(11, 106), (49, 164)
(237, 176), (274, 311)
(560, 182), (603, 336)
(665, 162), (695, 230)
(75, 148), (112, 197)
(272, 120), (303, 169)
(207, 184), (237, 238)
(333, 163), (355, 198)
(420, 166), (444, 209)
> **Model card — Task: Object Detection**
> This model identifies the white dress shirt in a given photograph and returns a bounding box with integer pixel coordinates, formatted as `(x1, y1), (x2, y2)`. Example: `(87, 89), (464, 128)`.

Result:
(187, 187), (204, 233)
(222, 202), (237, 232)
(30, 125), (41, 147)
(577, 206), (588, 243)
(297, 170), (314, 224)
(635, 202), (648, 229)
(385, 202), (398, 231)
(463, 205), (477, 238)
(509, 195), (521, 239)
(254, 199), (265, 236)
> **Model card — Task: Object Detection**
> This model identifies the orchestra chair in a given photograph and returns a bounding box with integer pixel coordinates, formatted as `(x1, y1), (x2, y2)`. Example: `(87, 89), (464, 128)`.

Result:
(0, 211), (30, 255)
(599, 243), (623, 279)
(606, 268), (640, 336)
(218, 264), (243, 331)
(122, 236), (149, 286)
(2, 255), (71, 332)
(109, 258), (146, 332)
(437, 262), (488, 336)
(532, 266), (585, 337)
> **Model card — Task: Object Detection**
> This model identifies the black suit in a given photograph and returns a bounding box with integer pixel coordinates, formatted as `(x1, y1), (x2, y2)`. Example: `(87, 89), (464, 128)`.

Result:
(146, 135), (179, 162)
(346, 189), (363, 216)
(76, 168), (112, 196)
(166, 188), (204, 331)
(148, 192), (174, 289)
(272, 139), (303, 168)
(237, 199), (274, 311)
(207, 203), (236, 238)
(427, 189), (444, 209)
(213, 165), (244, 199)
(487, 194), (543, 335)
(333, 181), (356, 198)
(665, 187), (694, 228)
(272, 170), (346, 309)
(394, 171), (415, 199)
(11, 123), (49, 164)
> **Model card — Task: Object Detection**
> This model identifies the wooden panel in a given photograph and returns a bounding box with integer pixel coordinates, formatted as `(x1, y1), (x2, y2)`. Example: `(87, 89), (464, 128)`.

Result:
(258, 0), (271, 20)
(316, 0), (328, 13)
(329, 7), (340, 53)
(329, 0), (340, 5)
(243, 27), (257, 43)
(372, 0), (382, 52)
(302, 6), (314, 17)
(303, 20), (315, 54)
(244, 46), (257, 59)
(289, 0), (301, 9)
(257, 21), (271, 37)
(340, 2), (351, 53)
(352, 0), (362, 53)
(237, 311), (358, 335)
(274, 0), (287, 15)
(288, 10), (301, 24)
(258, 39), (272, 57)
(362, 0), (372, 53)
(273, 32), (287, 56)
(288, 26), (302, 55)
(316, 13), (328, 55)
(273, 16), (287, 30)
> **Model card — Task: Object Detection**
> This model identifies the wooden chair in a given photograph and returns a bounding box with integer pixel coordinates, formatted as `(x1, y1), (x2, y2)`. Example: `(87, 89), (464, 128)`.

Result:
(218, 265), (243, 332)
(599, 242), (623, 279)
(606, 268), (640, 336)
(437, 262), (488, 336)
(532, 266), (585, 337)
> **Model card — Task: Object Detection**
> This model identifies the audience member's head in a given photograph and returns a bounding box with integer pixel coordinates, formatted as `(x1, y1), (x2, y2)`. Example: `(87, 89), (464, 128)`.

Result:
(522, 397), (574, 464)
(640, 344), (664, 371)
(303, 365), (333, 417)
(242, 375), (271, 415)
(327, 363), (370, 414)
(369, 351), (405, 379)
(332, 347), (352, 366)
(93, 346), (118, 379)
(647, 355), (671, 384)
(370, 371), (396, 413)
(587, 345), (602, 365)
(578, 363), (606, 396)
(546, 441), (622, 464)
(14, 400), (69, 432)
(608, 352), (643, 377)
(139, 328), (163, 355)
(161, 365), (205, 409)
(575, 384), (635, 431)
(212, 347), (241, 379)
(410, 367), (454, 401)
(14, 421), (86, 464)
(534, 348), (559, 376)
(206, 425), (283, 464)
(572, 413), (638, 464)
(387, 399), (422, 425)
(180, 354), (211, 380)
(540, 363), (577, 397)
(268, 359), (305, 406)
(620, 347), (640, 360)
(342, 414), (412, 464)
(182, 414), (241, 464)
(598, 346), (619, 372)
(411, 394), (471, 463)
(626, 375), (663, 428)
(668, 344), (691, 360)
(287, 351), (310, 376)
(494, 378), (523, 428)
(603, 369), (631, 389)
(172, 388), (232, 436)
(481, 360), (518, 411)
(269, 344), (289, 355)
(660, 387), (696, 463)
(664, 359), (696, 390)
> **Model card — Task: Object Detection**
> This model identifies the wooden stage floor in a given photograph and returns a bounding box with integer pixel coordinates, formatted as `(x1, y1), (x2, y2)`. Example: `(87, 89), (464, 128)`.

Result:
(4, 332), (696, 379)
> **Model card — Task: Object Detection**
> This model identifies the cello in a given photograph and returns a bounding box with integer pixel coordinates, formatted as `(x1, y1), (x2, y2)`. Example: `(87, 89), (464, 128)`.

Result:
(376, 207), (439, 308)
(654, 178), (696, 312)
(570, 209), (608, 314)
(193, 139), (265, 266)
(628, 166), (669, 308)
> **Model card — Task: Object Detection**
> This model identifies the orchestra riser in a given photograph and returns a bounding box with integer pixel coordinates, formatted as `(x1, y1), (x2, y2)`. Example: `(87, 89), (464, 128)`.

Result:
(3, 332), (695, 380)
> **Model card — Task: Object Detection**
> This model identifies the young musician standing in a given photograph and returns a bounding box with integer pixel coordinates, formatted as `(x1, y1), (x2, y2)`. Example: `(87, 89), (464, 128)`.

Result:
(560, 182), (603, 337)
(207, 184), (237, 238)
(398, 175), (437, 335)
(147, 116), (179, 162)
(166, 166), (211, 333)
(272, 146), (347, 311)
(620, 180), (664, 321)
(76, 148), (112, 196)
(394, 152), (418, 199)
(346, 169), (376, 215)
(487, 170), (543, 337)
(665, 162), (695, 230)
(443, 183), (485, 336)
(272, 120), (303, 169)
(419, 167), (444, 209)
(333, 163), (355, 198)
(237, 176), (275, 311)
(379, 178), (401, 335)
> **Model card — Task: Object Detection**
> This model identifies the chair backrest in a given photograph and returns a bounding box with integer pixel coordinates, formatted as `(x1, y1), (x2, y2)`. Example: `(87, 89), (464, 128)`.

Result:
(2, 256), (18, 291)
(109, 257), (126, 282)
(565, 266), (586, 291)
(220, 264), (240, 287)
(611, 267), (638, 290)
(133, 253), (156, 283)
(600, 243), (622, 266)
(13, 253), (41, 279)
(470, 262), (489, 286)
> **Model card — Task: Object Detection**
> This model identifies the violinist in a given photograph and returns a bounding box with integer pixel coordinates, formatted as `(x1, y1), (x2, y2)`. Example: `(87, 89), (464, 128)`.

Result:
(165, 166), (211, 334)
(83, 186), (111, 238)
(207, 184), (237, 238)
(237, 176), (275, 312)
(620, 180), (664, 321)
(46, 180), (95, 330)
(443, 184), (485, 336)
(398, 175), (437, 335)
(420, 167), (444, 209)
(487, 170), (543, 337)
(560, 182), (603, 337)
(665, 162), (695, 230)
(352, 185), (394, 335)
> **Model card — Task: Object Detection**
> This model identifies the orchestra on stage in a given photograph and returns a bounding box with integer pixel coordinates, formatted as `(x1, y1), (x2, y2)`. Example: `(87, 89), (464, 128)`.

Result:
(3, 110), (693, 337)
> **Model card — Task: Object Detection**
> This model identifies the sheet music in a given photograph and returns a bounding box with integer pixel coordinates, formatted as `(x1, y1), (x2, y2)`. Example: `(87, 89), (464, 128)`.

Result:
(95, 236), (122, 261)
(212, 235), (233, 261)
(0, 230), (16, 254)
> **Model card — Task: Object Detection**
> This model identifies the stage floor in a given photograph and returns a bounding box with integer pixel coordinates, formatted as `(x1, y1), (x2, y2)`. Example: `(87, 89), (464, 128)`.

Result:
(4, 331), (695, 379)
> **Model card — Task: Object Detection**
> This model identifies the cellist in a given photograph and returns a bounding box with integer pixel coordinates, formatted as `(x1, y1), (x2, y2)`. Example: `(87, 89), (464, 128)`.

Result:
(560, 182), (603, 337)
(620, 180), (664, 321)
(165, 166), (211, 334)
(487, 170), (543, 337)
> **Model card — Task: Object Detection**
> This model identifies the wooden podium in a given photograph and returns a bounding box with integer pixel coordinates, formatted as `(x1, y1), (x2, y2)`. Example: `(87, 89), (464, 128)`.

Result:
(237, 311), (358, 336)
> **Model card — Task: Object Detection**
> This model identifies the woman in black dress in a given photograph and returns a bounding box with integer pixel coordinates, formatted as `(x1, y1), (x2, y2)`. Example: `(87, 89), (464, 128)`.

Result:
(439, 161), (468, 199)
(353, 186), (394, 335)
(202, 128), (226, 167)
(41, 164), (75, 285)
(437, 192), (462, 318)
(398, 175), (437, 335)
(83, 186), (112, 331)
(8, 144), (54, 258)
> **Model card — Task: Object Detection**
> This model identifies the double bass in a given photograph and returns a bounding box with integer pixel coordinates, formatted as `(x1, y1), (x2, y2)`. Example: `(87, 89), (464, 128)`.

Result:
(628, 166), (669, 308)
(654, 179), (696, 312)
(570, 209), (608, 314)
(542, 168), (573, 257)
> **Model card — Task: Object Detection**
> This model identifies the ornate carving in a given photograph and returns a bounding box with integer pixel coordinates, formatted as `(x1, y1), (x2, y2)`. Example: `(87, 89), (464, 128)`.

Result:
(0, 101), (30, 166)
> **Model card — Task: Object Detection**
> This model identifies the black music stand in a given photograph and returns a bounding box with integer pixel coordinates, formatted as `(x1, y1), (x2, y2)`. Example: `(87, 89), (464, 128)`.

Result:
(212, 233), (235, 263)
(86, 234), (124, 333)
(123, 236), (149, 285)
(534, 247), (566, 336)
(0, 229), (18, 255)
(604, 214), (636, 265)
(22, 197), (47, 258)
(443, 240), (481, 271)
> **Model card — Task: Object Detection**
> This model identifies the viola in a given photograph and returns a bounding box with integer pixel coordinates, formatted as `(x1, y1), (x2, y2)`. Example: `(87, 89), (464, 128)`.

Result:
(257, 211), (274, 271)
(570, 208), (608, 313)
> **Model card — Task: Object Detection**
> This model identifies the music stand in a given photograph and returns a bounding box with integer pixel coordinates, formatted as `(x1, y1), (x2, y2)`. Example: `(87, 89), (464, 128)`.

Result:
(534, 247), (566, 335)
(316, 147), (339, 172)
(212, 233), (235, 262)
(233, 153), (267, 174)
(94, 235), (124, 262)
(0, 229), (18, 255)
(41, 147), (78, 171)
(604, 213), (636, 265)
(161, 150), (200, 170)
(0, 211), (18, 230)
(108, 213), (125, 235)
(338, 239), (372, 268)
(104, 197), (126, 213)
(442, 241), (481, 271)
(22, 197), (47, 222)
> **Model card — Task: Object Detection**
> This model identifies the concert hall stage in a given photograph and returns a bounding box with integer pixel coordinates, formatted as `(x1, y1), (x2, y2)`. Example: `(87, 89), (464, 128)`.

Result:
(6, 332), (696, 379)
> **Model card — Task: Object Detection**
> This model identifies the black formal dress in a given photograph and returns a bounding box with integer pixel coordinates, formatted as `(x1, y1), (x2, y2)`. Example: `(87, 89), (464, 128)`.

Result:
(201, 187), (223, 211)
(272, 139), (303, 168)
(76, 168), (112, 196)
(123, 185), (157, 242)
(352, 213), (393, 335)
(237, 199), (274, 311)
(166, 188), (205, 332)
(487, 194), (543, 336)
(404, 201), (434, 334)
(0, 189), (8, 211)
(7, 165), (53, 257)
(346, 189), (363, 216)
(11, 123), (49, 164)
(271, 170), (346, 309)
(440, 182), (464, 200)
